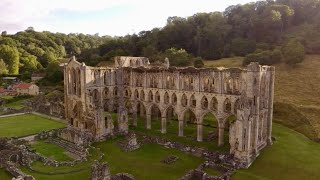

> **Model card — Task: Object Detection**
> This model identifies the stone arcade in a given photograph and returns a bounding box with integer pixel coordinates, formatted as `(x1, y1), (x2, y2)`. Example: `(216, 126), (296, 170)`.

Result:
(63, 56), (275, 167)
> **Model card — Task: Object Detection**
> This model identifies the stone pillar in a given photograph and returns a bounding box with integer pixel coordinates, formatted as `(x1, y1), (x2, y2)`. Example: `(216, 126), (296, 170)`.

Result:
(197, 123), (203, 142)
(218, 127), (225, 147)
(178, 117), (184, 137)
(161, 116), (167, 134)
(146, 113), (151, 129)
(133, 111), (137, 127)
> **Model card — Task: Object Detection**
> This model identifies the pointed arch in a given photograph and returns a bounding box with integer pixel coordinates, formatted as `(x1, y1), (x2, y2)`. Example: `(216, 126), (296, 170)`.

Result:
(148, 90), (153, 102)
(210, 97), (218, 111)
(104, 87), (109, 99)
(181, 93), (188, 107)
(190, 94), (196, 108)
(140, 90), (145, 101)
(164, 92), (170, 104)
(224, 98), (232, 113)
(201, 96), (209, 110)
(134, 89), (139, 99)
(172, 93), (177, 105)
(155, 91), (160, 103)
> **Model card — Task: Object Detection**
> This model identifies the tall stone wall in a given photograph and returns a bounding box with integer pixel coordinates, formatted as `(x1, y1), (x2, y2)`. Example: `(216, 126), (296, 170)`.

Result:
(62, 56), (275, 167)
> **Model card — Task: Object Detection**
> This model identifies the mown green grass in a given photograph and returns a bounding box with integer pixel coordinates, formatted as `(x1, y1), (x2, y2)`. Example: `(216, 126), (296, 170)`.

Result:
(0, 168), (11, 180)
(0, 114), (65, 137)
(20, 147), (100, 180)
(31, 140), (73, 161)
(94, 139), (204, 180)
(233, 123), (320, 180)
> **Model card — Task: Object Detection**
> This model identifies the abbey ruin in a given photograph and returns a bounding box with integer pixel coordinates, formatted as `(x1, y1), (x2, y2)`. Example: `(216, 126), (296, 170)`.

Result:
(63, 56), (275, 167)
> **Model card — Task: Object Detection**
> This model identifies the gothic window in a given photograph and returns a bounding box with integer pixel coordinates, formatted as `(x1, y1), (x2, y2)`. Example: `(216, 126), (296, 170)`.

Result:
(190, 94), (196, 108)
(140, 90), (145, 101)
(224, 98), (232, 113)
(181, 94), (188, 107)
(134, 89), (139, 99)
(155, 91), (160, 103)
(211, 97), (218, 111)
(164, 92), (170, 104)
(172, 93), (177, 105)
(201, 96), (208, 110)
(104, 88), (109, 99)
(148, 91), (153, 102)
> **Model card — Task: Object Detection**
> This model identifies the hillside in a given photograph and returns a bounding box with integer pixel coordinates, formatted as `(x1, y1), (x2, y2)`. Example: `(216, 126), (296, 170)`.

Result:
(205, 55), (320, 140)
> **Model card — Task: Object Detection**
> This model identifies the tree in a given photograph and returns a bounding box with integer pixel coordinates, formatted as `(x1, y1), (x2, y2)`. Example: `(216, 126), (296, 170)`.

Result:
(0, 45), (20, 74)
(160, 48), (192, 67)
(231, 38), (256, 56)
(193, 57), (204, 68)
(282, 39), (305, 65)
(0, 59), (8, 74)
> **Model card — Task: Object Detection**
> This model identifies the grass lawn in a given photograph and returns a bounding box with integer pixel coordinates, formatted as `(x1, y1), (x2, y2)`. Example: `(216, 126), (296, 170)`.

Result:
(204, 167), (221, 176)
(0, 168), (11, 180)
(31, 140), (73, 161)
(233, 123), (320, 180)
(94, 139), (204, 180)
(0, 114), (65, 137)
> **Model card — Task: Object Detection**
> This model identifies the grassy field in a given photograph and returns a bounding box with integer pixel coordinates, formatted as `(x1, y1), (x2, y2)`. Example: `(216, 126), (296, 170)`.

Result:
(0, 114), (65, 137)
(94, 139), (203, 180)
(31, 140), (73, 161)
(204, 55), (320, 140)
(0, 168), (11, 180)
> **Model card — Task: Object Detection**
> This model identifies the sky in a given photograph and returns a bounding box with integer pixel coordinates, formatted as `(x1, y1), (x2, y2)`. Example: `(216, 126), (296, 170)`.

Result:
(0, 0), (257, 36)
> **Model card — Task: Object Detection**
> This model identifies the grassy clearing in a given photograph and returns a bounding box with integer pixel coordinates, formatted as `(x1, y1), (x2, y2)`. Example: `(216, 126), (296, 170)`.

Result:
(204, 168), (221, 176)
(31, 140), (73, 161)
(94, 139), (203, 180)
(0, 114), (65, 137)
(204, 57), (244, 68)
(0, 168), (11, 180)
(233, 123), (320, 180)
(20, 147), (100, 180)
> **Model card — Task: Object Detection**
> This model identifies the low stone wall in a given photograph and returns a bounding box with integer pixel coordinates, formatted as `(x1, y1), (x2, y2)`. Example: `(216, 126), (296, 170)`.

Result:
(136, 132), (236, 167)
(180, 161), (235, 180)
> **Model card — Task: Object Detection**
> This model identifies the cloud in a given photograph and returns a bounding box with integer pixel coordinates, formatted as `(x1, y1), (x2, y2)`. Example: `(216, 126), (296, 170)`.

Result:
(0, 0), (257, 35)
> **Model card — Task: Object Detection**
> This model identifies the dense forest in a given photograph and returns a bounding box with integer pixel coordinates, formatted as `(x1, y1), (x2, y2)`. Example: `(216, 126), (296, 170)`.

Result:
(0, 0), (319, 81)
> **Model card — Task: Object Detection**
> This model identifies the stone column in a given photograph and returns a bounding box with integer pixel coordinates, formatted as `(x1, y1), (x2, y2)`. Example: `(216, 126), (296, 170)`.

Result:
(197, 123), (203, 142)
(161, 116), (167, 134)
(133, 111), (137, 127)
(178, 117), (184, 137)
(146, 113), (151, 129)
(218, 126), (225, 147)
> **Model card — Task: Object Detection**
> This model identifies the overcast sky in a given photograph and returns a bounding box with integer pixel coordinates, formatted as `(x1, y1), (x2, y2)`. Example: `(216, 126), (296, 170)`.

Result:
(0, 0), (258, 36)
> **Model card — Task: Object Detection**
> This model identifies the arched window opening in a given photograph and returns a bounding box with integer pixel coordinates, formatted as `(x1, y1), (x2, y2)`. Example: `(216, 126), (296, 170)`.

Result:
(140, 90), (145, 101)
(155, 91), (160, 103)
(211, 97), (218, 111)
(190, 95), (196, 108)
(134, 90), (139, 99)
(113, 87), (118, 96)
(172, 93), (177, 105)
(181, 94), (188, 107)
(201, 96), (208, 110)
(164, 92), (170, 104)
(148, 91), (153, 102)
(226, 78), (232, 93)
(224, 98), (232, 113)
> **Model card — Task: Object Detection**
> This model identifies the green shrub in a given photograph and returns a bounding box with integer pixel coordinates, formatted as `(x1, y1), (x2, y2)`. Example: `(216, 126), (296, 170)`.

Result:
(282, 39), (305, 65)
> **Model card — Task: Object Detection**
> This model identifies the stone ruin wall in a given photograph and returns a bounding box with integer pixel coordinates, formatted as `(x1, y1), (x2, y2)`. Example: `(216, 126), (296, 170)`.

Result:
(63, 56), (275, 167)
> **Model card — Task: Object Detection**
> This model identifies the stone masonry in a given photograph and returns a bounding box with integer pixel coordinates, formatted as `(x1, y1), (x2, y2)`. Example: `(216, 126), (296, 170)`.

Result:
(62, 56), (275, 167)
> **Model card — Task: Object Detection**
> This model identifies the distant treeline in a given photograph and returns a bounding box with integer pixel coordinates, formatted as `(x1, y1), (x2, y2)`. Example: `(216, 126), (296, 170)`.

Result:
(0, 0), (319, 77)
